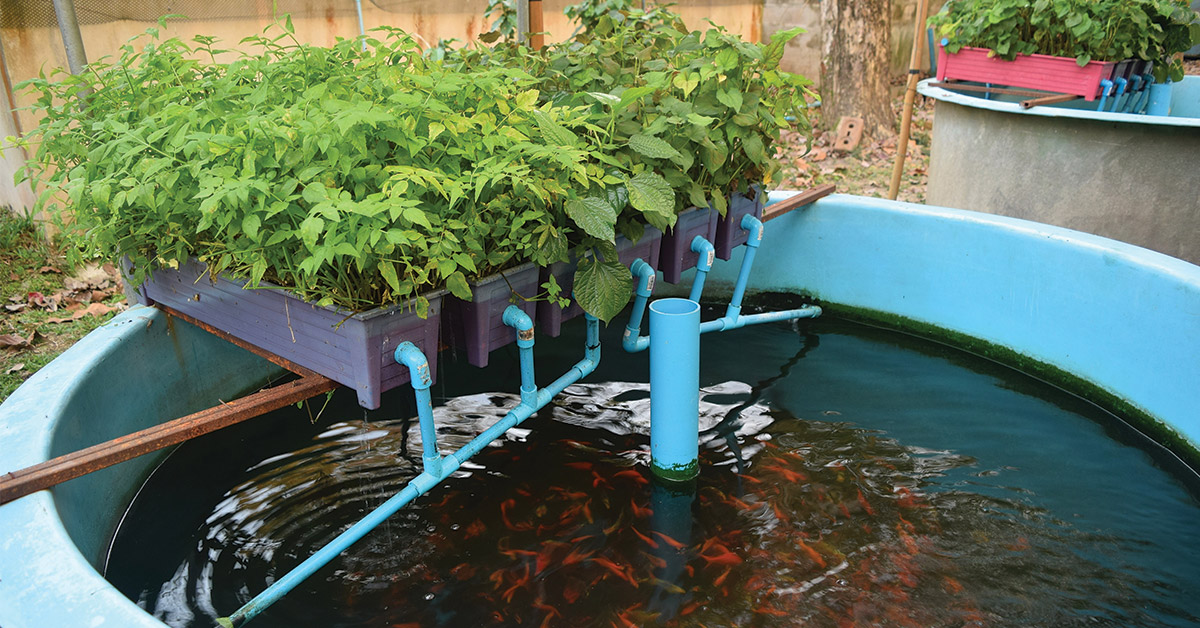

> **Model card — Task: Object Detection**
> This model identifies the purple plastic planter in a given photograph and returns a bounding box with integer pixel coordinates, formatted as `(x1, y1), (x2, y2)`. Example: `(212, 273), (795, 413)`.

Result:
(443, 263), (540, 368)
(712, 186), (764, 261)
(536, 227), (664, 338)
(134, 259), (442, 410)
(659, 206), (718, 284)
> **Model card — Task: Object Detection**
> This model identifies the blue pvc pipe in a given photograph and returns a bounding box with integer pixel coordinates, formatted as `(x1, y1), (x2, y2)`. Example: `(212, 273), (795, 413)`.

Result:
(649, 298), (701, 482)
(1108, 77), (1128, 113)
(504, 306), (538, 408)
(1095, 79), (1114, 111)
(622, 258), (656, 353)
(395, 344), (440, 476)
(688, 236), (715, 302)
(1124, 75), (1144, 113)
(222, 310), (601, 627)
(696, 215), (823, 335)
(1134, 73), (1154, 113)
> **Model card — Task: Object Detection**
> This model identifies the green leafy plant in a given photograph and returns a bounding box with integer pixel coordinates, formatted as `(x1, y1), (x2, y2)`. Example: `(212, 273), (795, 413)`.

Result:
(448, 3), (815, 319)
(16, 3), (815, 326)
(929, 0), (1200, 81)
(17, 19), (612, 314)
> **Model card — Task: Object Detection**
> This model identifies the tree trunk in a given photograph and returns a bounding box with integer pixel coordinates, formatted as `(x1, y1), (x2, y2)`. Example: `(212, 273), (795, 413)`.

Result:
(820, 0), (894, 139)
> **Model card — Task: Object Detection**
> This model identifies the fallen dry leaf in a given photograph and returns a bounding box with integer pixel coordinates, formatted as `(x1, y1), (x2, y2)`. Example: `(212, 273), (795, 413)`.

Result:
(5, 363), (25, 374)
(45, 301), (122, 324)
(4, 303), (25, 313)
(0, 332), (35, 350)
(26, 291), (60, 312)
(39, 266), (62, 274)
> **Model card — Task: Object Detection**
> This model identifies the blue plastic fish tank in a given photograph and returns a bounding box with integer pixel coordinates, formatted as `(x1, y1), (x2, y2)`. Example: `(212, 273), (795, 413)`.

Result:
(2, 193), (1199, 627)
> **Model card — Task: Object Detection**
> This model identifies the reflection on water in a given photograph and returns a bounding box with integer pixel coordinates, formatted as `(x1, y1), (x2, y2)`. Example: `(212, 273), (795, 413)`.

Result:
(107, 317), (1200, 628)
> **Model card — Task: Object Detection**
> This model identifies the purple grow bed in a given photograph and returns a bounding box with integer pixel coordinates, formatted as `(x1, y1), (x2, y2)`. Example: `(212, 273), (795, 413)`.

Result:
(444, 263), (540, 368)
(659, 206), (718, 284)
(713, 187), (764, 261)
(536, 228), (664, 338)
(135, 259), (442, 410)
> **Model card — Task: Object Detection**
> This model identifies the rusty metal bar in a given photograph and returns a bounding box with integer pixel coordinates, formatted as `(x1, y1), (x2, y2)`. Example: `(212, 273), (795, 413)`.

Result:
(1020, 93), (1079, 109)
(0, 372), (337, 505)
(762, 183), (836, 222)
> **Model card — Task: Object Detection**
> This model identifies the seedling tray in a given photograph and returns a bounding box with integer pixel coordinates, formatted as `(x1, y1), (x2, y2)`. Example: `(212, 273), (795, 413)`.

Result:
(659, 206), (718, 284)
(135, 259), (443, 410)
(713, 187), (764, 261)
(936, 45), (1118, 101)
(444, 263), (540, 368)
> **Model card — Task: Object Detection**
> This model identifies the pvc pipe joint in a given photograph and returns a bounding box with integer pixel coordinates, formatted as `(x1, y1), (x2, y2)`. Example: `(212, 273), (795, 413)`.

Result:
(394, 342), (433, 390)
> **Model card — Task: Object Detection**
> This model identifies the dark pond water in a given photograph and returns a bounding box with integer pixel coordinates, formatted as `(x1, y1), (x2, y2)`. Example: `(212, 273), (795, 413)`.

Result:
(106, 309), (1200, 627)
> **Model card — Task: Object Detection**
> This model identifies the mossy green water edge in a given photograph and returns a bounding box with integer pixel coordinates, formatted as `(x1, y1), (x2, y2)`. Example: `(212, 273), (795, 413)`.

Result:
(740, 291), (1200, 476)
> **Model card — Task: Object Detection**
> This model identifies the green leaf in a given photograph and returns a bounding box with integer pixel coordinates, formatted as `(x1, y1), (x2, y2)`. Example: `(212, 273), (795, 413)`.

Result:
(626, 171), (677, 228)
(605, 182), (629, 212)
(532, 110), (578, 147)
(715, 48), (739, 72)
(402, 205), (433, 229)
(712, 192), (728, 217)
(299, 216), (324, 248)
(586, 91), (622, 106)
(565, 196), (617, 242)
(701, 139), (728, 173)
(617, 85), (657, 109)
(672, 72), (700, 97)
(764, 27), (804, 68)
(379, 261), (401, 293)
(716, 88), (744, 113)
(742, 133), (767, 165)
(302, 183), (327, 204)
(687, 181), (708, 209)
(687, 113), (717, 127)
(446, 270), (473, 300)
(514, 89), (541, 109)
(452, 252), (477, 274)
(573, 257), (633, 324)
(242, 213), (261, 241)
(628, 134), (683, 161)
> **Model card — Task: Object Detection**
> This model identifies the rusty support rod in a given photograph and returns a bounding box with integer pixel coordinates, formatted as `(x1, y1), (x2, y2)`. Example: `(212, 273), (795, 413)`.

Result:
(887, 0), (930, 200)
(0, 372), (336, 505)
(762, 183), (836, 222)
(1020, 93), (1079, 109)
(929, 81), (1065, 98)
(529, 0), (545, 49)
(0, 305), (342, 505)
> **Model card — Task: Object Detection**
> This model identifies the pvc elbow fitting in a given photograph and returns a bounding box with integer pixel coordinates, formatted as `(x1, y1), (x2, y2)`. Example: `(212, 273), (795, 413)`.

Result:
(393, 342), (432, 389)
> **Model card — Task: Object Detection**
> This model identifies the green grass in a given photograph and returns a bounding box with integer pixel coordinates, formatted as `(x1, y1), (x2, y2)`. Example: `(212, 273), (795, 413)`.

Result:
(0, 210), (126, 403)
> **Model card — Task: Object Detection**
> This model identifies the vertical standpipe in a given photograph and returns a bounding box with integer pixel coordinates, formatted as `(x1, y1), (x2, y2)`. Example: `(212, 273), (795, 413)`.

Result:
(649, 298), (701, 482)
